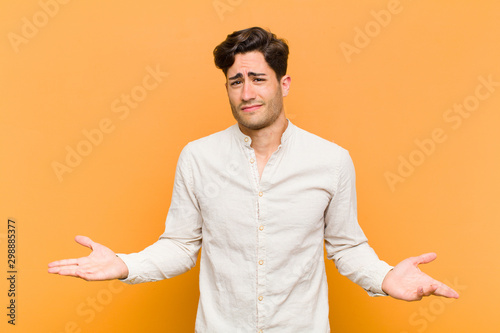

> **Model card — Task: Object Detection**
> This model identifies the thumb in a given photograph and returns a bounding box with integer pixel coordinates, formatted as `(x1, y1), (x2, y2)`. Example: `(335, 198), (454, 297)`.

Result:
(74, 235), (95, 250)
(415, 252), (437, 266)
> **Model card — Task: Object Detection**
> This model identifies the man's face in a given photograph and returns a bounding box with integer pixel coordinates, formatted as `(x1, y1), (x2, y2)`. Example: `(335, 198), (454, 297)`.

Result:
(226, 51), (290, 131)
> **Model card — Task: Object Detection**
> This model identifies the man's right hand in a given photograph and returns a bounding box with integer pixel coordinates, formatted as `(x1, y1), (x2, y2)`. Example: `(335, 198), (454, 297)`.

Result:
(48, 235), (129, 281)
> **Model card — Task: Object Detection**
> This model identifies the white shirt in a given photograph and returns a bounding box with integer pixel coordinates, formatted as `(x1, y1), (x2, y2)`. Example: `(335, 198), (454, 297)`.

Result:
(117, 121), (392, 332)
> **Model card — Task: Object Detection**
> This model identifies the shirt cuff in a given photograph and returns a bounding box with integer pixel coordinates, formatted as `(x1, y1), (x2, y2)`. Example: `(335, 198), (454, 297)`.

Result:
(115, 253), (141, 284)
(366, 262), (394, 297)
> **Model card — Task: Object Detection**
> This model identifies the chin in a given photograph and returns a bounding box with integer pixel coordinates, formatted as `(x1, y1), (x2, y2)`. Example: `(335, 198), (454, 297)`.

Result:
(242, 118), (277, 131)
(243, 124), (267, 131)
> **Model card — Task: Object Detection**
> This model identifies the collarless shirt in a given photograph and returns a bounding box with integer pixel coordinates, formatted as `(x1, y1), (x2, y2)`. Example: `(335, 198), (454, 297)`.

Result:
(117, 120), (392, 332)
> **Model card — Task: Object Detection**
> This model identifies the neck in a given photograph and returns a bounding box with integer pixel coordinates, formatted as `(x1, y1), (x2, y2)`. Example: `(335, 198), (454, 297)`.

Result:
(238, 113), (288, 158)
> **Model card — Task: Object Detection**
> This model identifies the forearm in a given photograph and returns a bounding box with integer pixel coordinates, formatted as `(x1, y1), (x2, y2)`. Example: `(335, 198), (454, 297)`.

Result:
(116, 237), (201, 284)
(331, 241), (393, 296)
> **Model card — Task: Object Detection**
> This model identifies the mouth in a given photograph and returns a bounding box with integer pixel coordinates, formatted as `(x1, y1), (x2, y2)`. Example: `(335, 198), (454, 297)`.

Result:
(241, 104), (262, 112)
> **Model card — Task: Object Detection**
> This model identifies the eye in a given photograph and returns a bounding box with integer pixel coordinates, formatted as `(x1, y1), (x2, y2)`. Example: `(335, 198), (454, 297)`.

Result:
(254, 78), (265, 82)
(230, 80), (242, 86)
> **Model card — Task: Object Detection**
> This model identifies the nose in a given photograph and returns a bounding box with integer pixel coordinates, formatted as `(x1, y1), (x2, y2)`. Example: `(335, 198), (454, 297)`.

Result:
(241, 82), (256, 101)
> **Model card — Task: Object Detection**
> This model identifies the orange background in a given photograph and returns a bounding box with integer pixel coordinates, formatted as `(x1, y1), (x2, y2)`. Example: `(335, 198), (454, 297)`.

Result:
(1, 0), (499, 332)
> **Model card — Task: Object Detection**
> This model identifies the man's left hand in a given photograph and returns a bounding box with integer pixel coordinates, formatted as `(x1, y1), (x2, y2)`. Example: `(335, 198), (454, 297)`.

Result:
(381, 252), (459, 301)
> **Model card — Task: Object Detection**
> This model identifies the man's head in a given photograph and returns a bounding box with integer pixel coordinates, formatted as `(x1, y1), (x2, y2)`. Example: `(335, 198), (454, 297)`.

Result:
(213, 27), (289, 81)
(214, 27), (291, 132)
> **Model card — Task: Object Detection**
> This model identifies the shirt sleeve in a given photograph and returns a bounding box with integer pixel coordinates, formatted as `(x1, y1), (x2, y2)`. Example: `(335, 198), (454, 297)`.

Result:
(324, 148), (393, 296)
(116, 144), (203, 284)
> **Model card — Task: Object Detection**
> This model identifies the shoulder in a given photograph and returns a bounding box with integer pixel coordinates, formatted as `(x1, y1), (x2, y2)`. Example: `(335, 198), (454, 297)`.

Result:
(188, 126), (234, 149)
(177, 125), (235, 162)
(292, 124), (349, 161)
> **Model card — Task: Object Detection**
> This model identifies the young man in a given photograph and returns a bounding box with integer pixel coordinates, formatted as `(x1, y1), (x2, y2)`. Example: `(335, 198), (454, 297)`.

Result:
(48, 27), (459, 332)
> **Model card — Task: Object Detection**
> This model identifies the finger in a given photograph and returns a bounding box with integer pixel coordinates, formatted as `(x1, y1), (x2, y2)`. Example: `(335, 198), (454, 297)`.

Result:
(48, 266), (61, 274)
(48, 258), (79, 268)
(48, 264), (79, 274)
(58, 267), (83, 277)
(74, 235), (95, 250)
(433, 283), (460, 299)
(55, 265), (96, 281)
(423, 284), (439, 297)
(416, 286), (424, 300)
(414, 252), (437, 266)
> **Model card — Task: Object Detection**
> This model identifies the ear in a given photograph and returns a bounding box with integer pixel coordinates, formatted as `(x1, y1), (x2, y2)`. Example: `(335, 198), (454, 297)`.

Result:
(280, 75), (291, 97)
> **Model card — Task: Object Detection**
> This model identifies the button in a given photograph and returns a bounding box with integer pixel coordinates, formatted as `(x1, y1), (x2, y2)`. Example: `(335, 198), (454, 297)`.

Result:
(258, 330), (263, 333)
(244, 137), (249, 142)
(258, 296), (263, 301)
(250, 158), (255, 164)
(259, 260), (264, 265)
(259, 192), (263, 197)
(259, 225), (264, 231)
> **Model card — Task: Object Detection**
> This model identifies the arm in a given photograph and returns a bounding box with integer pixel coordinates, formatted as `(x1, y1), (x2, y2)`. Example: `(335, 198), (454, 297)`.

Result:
(324, 148), (392, 296)
(325, 149), (459, 300)
(48, 144), (202, 283)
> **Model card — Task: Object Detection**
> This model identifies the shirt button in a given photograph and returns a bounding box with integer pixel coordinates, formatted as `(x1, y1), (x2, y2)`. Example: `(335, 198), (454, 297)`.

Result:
(250, 158), (255, 164)
(244, 137), (249, 142)
(259, 192), (263, 197)
(259, 225), (264, 231)
(259, 260), (264, 265)
(258, 296), (263, 301)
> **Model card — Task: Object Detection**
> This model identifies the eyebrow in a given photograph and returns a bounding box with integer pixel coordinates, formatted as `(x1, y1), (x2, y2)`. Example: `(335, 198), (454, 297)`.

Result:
(228, 72), (267, 80)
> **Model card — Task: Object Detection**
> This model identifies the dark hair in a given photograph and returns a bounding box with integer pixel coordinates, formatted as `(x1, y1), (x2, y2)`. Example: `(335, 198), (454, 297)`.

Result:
(213, 27), (289, 80)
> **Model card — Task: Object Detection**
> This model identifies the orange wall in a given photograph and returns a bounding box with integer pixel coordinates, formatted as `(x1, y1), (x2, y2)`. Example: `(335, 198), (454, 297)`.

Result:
(1, 0), (498, 332)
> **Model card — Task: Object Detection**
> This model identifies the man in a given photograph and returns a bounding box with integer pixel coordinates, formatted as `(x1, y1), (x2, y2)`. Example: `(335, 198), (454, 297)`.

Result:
(48, 27), (459, 332)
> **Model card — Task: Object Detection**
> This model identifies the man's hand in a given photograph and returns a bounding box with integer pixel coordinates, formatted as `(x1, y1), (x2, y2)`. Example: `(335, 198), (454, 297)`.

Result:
(48, 235), (129, 281)
(381, 252), (459, 301)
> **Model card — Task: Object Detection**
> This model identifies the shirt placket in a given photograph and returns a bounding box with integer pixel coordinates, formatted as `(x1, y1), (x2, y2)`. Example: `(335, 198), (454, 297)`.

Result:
(256, 167), (266, 333)
(243, 135), (267, 333)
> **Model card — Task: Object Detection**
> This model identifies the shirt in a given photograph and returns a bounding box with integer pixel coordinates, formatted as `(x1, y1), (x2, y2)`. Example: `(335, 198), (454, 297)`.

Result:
(117, 120), (393, 332)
